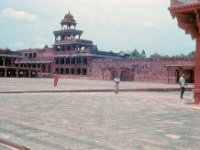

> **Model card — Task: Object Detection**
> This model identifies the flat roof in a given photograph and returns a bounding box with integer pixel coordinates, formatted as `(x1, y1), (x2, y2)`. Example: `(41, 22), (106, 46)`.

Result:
(0, 54), (23, 58)
(0, 66), (40, 70)
(54, 53), (121, 59)
(165, 64), (195, 67)
(19, 60), (54, 64)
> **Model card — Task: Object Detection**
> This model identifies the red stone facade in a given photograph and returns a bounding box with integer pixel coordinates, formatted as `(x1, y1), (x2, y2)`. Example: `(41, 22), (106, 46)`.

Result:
(0, 49), (39, 77)
(169, 0), (200, 103)
(88, 58), (194, 84)
(0, 11), (196, 86)
(16, 46), (54, 77)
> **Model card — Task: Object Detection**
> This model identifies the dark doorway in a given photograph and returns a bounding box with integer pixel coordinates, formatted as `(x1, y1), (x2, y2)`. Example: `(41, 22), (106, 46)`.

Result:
(189, 70), (194, 83)
(176, 70), (180, 83)
(120, 71), (134, 81)
(0, 69), (4, 77)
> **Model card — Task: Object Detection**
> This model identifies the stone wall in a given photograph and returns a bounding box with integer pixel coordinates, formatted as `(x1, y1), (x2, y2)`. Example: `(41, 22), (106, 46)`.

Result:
(89, 57), (194, 83)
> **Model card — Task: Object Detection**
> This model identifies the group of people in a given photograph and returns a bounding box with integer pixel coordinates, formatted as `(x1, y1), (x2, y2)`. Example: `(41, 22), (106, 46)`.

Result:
(115, 74), (188, 98)
(53, 73), (189, 98)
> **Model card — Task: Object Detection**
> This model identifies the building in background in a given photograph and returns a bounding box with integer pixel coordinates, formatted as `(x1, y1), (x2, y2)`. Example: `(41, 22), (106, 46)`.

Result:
(53, 11), (121, 78)
(0, 48), (39, 77)
(0, 11), (195, 84)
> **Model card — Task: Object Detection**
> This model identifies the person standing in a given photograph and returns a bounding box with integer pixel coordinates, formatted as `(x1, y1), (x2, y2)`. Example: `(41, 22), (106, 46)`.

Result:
(179, 74), (188, 99)
(54, 73), (58, 87)
(114, 76), (120, 94)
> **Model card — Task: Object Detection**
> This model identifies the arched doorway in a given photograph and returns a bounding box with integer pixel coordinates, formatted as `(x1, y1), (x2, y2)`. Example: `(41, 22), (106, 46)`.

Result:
(120, 71), (134, 81)
(176, 70), (180, 83)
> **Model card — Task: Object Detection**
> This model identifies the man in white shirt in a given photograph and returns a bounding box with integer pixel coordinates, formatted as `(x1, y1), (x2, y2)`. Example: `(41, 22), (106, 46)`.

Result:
(179, 74), (188, 99)
(114, 76), (120, 94)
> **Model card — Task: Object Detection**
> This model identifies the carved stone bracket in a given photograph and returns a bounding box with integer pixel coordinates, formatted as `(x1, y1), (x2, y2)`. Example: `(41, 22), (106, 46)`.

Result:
(175, 13), (198, 39)
(195, 9), (200, 33)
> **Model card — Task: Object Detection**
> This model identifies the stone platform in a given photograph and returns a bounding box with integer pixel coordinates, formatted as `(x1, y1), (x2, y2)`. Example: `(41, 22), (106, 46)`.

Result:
(0, 78), (199, 150)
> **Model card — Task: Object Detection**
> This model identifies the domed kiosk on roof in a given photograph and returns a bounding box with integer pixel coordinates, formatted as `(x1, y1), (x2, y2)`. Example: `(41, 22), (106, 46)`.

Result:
(61, 11), (76, 28)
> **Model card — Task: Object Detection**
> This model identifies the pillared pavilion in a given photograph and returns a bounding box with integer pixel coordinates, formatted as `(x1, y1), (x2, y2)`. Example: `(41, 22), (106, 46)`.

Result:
(169, 0), (200, 104)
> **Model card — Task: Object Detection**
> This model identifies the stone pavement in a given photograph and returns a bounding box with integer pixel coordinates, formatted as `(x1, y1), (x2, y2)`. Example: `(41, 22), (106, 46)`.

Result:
(0, 78), (194, 92)
(0, 78), (199, 150)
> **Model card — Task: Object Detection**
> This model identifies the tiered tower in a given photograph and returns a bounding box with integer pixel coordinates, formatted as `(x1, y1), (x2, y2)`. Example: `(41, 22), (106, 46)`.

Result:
(53, 11), (98, 77)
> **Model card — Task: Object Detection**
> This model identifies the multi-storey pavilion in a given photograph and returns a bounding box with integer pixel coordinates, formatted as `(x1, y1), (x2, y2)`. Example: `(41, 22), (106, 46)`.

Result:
(53, 11), (120, 77)
(2, 11), (195, 84)
(169, 0), (200, 104)
(13, 12), (121, 78)
(53, 11), (97, 76)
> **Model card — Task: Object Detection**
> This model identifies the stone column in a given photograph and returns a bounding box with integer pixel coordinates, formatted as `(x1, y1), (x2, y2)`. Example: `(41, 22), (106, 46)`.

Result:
(167, 68), (169, 84)
(18, 59), (20, 68)
(16, 69), (18, 77)
(194, 34), (200, 104)
(11, 58), (14, 67)
(69, 58), (71, 65)
(50, 63), (53, 74)
(80, 67), (83, 75)
(194, 12), (200, 104)
(87, 67), (89, 76)
(45, 64), (48, 73)
(28, 70), (31, 78)
(4, 69), (7, 77)
(3, 58), (5, 66)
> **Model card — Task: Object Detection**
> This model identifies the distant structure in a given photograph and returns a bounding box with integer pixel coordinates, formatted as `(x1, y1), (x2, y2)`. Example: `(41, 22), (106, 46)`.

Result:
(15, 46), (54, 77)
(0, 48), (39, 77)
(169, 0), (200, 104)
(0, 11), (195, 85)
(16, 11), (121, 78)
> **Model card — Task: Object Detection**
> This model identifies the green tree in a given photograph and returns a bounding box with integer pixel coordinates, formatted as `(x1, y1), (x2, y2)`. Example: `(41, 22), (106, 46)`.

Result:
(188, 51), (195, 57)
(149, 52), (161, 59)
(129, 49), (140, 58)
(128, 49), (147, 59)
(141, 50), (146, 58)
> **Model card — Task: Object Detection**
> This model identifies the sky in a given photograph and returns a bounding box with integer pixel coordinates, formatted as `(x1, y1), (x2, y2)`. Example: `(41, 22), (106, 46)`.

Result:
(0, 0), (196, 56)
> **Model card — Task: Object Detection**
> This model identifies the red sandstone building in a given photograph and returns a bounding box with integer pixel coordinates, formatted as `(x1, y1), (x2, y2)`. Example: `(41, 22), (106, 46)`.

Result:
(15, 12), (121, 78)
(0, 48), (39, 77)
(169, 0), (200, 103)
(53, 12), (121, 77)
(16, 46), (54, 77)
(0, 11), (195, 85)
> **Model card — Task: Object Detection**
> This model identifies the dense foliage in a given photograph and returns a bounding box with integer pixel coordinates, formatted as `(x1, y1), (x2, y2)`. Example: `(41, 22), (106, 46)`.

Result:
(124, 49), (195, 59)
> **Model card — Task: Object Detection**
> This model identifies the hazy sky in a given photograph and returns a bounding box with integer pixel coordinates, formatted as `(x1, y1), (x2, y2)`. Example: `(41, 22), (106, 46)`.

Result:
(0, 0), (195, 56)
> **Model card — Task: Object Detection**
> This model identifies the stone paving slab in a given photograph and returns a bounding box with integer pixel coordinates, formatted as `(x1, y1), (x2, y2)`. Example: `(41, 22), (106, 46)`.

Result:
(0, 78), (198, 149)
(0, 89), (200, 150)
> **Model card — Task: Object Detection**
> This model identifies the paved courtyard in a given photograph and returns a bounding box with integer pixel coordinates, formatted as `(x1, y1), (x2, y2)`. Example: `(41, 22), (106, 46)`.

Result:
(0, 78), (199, 150)
(0, 78), (194, 92)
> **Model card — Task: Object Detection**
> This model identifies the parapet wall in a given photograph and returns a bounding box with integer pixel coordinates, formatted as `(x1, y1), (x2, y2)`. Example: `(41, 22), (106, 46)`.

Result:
(89, 57), (194, 83)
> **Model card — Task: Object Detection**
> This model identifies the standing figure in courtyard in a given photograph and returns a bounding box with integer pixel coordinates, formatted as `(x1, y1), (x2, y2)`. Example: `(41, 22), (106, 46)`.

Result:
(179, 74), (188, 99)
(54, 73), (58, 87)
(114, 76), (120, 94)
